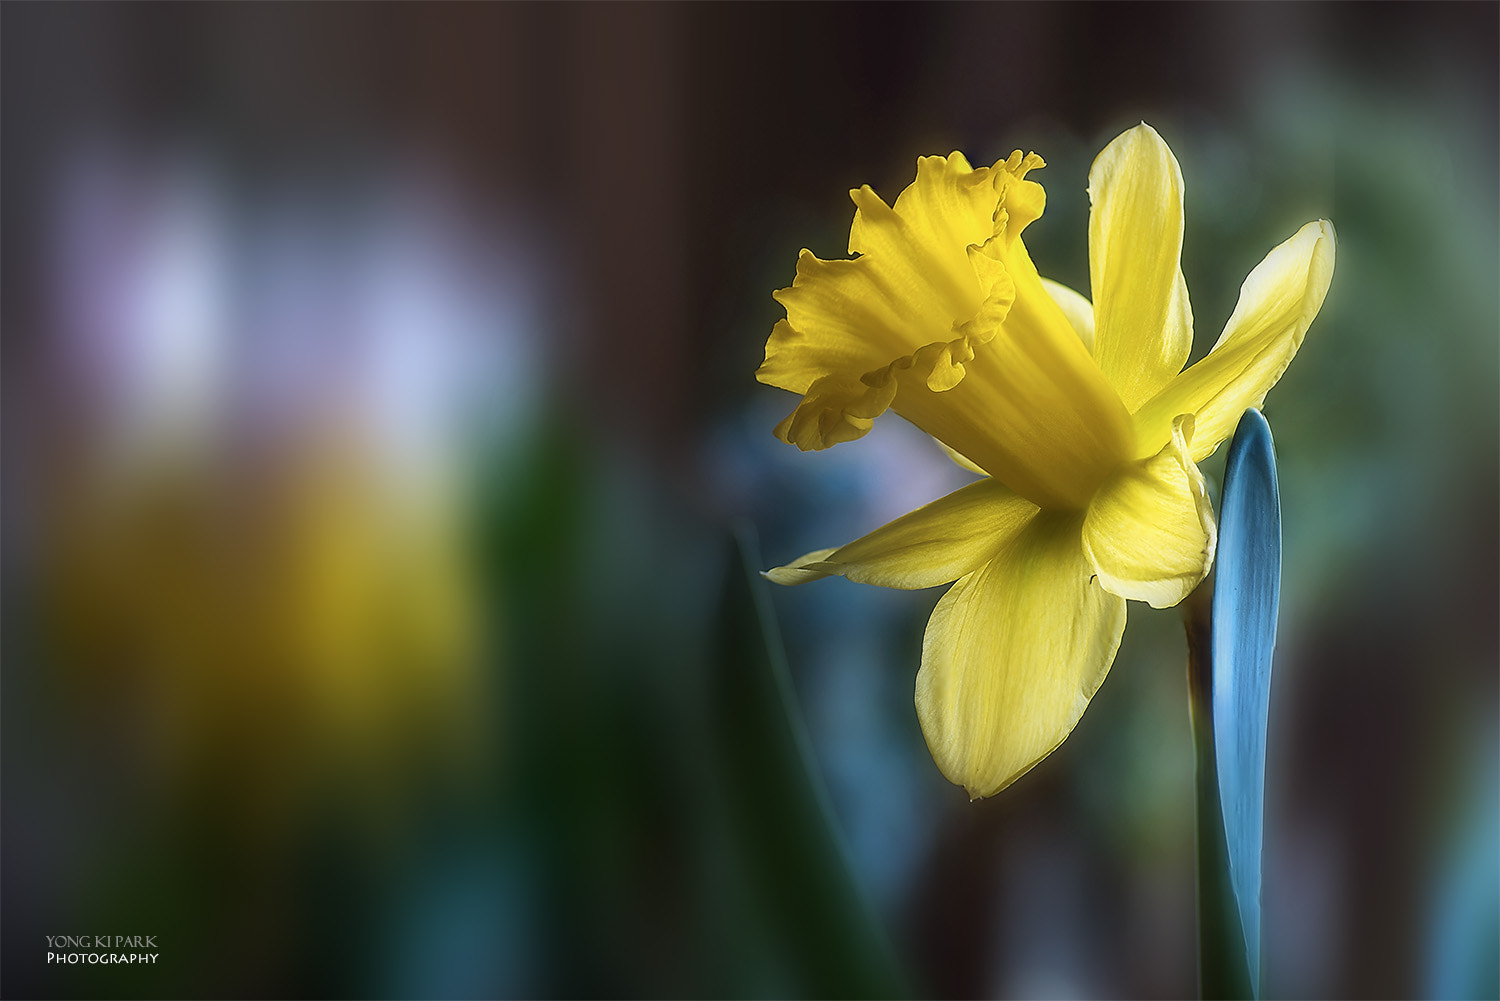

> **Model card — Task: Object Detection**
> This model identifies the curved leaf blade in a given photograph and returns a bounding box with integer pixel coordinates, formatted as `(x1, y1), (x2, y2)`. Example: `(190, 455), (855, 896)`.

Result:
(709, 525), (907, 998)
(1210, 408), (1282, 997)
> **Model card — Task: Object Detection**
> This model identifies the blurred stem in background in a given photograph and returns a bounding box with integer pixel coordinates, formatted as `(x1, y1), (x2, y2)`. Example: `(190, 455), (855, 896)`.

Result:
(1185, 573), (1254, 1001)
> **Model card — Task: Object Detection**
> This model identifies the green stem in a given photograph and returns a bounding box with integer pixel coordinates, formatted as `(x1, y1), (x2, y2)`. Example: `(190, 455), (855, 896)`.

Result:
(1183, 574), (1255, 1000)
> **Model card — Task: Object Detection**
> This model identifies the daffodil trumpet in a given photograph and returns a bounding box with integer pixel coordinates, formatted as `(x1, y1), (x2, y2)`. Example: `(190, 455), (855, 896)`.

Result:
(759, 124), (1334, 800)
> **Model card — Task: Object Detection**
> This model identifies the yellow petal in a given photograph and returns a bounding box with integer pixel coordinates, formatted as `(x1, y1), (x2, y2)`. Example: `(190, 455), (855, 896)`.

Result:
(765, 478), (1036, 590)
(937, 441), (988, 477)
(1082, 414), (1216, 608)
(915, 512), (1127, 798)
(1040, 276), (1095, 352)
(1087, 124), (1194, 412)
(1133, 220), (1336, 460)
(761, 547), (840, 586)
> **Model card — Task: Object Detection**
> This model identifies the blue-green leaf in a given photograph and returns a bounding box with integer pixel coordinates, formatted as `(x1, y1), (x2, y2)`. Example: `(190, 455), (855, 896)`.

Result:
(708, 525), (907, 998)
(1210, 408), (1282, 997)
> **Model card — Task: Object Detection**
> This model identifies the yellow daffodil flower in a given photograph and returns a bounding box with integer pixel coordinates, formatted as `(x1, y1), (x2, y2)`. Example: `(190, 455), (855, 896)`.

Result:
(759, 124), (1334, 798)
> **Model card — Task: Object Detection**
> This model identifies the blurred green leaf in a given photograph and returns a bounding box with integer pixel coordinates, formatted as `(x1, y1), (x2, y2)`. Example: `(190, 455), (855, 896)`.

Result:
(707, 526), (906, 999)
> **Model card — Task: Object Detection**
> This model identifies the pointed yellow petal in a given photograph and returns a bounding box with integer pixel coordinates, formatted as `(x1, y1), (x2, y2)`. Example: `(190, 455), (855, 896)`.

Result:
(765, 479), (1036, 590)
(1083, 414), (1216, 608)
(915, 512), (1127, 798)
(762, 548), (840, 586)
(1040, 276), (1095, 352)
(937, 441), (988, 477)
(1133, 220), (1336, 460)
(1087, 124), (1194, 412)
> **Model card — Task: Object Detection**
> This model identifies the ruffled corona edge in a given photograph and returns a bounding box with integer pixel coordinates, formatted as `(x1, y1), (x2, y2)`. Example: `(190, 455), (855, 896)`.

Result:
(772, 237), (1015, 450)
(763, 151), (1046, 452)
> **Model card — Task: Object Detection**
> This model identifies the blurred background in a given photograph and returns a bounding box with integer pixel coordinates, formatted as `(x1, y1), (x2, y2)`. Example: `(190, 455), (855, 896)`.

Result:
(2, 3), (1495, 998)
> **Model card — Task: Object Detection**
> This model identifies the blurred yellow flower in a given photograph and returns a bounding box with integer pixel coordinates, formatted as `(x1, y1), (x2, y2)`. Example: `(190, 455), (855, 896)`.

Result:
(760, 124), (1334, 798)
(46, 421), (484, 839)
